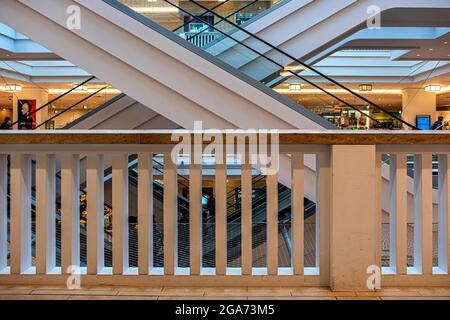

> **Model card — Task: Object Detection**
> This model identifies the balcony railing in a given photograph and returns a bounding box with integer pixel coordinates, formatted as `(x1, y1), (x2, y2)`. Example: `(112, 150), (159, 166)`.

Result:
(178, 32), (221, 48)
(0, 130), (449, 291)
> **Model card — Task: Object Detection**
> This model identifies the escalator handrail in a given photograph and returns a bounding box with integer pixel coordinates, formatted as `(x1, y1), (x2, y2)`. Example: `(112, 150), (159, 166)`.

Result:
(63, 93), (126, 129)
(171, 0), (232, 33)
(185, 0), (417, 130)
(160, 0), (381, 126)
(35, 86), (108, 129)
(8, 76), (96, 129)
(186, 0), (259, 43)
(103, 0), (336, 130)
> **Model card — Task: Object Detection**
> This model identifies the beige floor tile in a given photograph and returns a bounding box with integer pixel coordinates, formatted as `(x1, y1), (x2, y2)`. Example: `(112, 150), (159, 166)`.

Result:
(357, 288), (422, 297)
(248, 296), (336, 300)
(31, 289), (119, 296)
(382, 296), (450, 300)
(203, 287), (248, 297)
(246, 287), (292, 297)
(160, 287), (205, 296)
(0, 285), (13, 290)
(158, 296), (210, 300)
(0, 289), (33, 295)
(337, 296), (381, 300)
(417, 288), (450, 297)
(118, 287), (163, 296)
(291, 288), (355, 297)
(0, 294), (69, 300)
(193, 296), (247, 300)
(68, 295), (158, 300)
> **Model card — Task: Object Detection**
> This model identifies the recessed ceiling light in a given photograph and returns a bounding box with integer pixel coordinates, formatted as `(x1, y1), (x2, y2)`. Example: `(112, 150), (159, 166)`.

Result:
(289, 84), (301, 92)
(417, 54), (421, 57)
(359, 84), (373, 92)
(429, 48), (434, 51)
(425, 85), (441, 92)
(2, 85), (22, 92)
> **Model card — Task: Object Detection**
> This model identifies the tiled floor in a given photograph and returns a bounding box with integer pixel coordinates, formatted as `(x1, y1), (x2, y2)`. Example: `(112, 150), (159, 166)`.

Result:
(0, 285), (449, 300)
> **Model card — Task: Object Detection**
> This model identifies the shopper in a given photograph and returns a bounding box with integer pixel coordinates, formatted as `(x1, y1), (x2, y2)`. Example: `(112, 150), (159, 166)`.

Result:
(0, 117), (11, 129)
(431, 116), (444, 130)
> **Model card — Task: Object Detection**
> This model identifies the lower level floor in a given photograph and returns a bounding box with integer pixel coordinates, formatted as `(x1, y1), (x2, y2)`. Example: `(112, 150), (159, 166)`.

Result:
(0, 285), (450, 300)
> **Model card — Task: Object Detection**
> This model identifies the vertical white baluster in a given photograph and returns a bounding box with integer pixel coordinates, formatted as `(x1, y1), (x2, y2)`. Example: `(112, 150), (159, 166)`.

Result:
(291, 152), (304, 275)
(267, 172), (278, 275)
(138, 153), (153, 275)
(374, 152), (382, 270)
(163, 153), (177, 275)
(61, 154), (80, 274)
(241, 162), (252, 275)
(10, 154), (32, 274)
(413, 154), (433, 274)
(87, 154), (104, 275)
(215, 156), (227, 275)
(317, 152), (331, 283)
(190, 155), (202, 275)
(36, 154), (56, 274)
(0, 154), (7, 271)
(112, 154), (129, 274)
(389, 153), (407, 274)
(438, 154), (449, 273)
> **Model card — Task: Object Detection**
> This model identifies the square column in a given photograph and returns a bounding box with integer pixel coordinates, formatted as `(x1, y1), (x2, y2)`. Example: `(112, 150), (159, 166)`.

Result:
(402, 89), (437, 130)
(330, 145), (378, 291)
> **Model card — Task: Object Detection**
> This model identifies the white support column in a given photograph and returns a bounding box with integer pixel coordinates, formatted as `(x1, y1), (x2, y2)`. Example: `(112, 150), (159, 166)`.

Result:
(330, 146), (377, 291)
(266, 172), (278, 275)
(36, 154), (56, 274)
(291, 152), (304, 275)
(215, 159), (227, 275)
(138, 153), (153, 275)
(112, 154), (129, 275)
(317, 152), (331, 286)
(189, 158), (202, 275)
(0, 154), (7, 271)
(87, 154), (105, 275)
(413, 154), (433, 274)
(61, 154), (80, 274)
(438, 154), (450, 273)
(422, 153), (433, 275)
(163, 153), (177, 275)
(389, 153), (407, 274)
(10, 154), (32, 274)
(241, 163), (252, 275)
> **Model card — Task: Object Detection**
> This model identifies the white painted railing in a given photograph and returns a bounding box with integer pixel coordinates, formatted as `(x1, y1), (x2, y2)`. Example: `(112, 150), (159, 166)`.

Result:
(0, 131), (449, 291)
(178, 32), (222, 48)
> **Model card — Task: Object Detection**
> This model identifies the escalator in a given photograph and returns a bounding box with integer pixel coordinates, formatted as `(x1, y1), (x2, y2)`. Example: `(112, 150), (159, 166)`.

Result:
(1, 0), (333, 138)
(203, 0), (450, 81)
(110, 0), (416, 130)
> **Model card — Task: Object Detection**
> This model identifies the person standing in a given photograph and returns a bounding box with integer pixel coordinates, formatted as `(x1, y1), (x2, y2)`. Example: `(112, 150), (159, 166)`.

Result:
(0, 117), (11, 129)
(431, 116), (444, 130)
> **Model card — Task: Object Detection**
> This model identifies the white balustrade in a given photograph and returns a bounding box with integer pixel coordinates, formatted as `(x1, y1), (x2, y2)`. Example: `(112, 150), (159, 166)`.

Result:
(0, 132), (448, 290)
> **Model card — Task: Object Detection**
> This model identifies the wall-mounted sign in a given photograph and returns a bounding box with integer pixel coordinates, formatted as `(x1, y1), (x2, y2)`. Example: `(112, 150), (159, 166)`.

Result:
(416, 115), (431, 130)
(17, 99), (36, 129)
